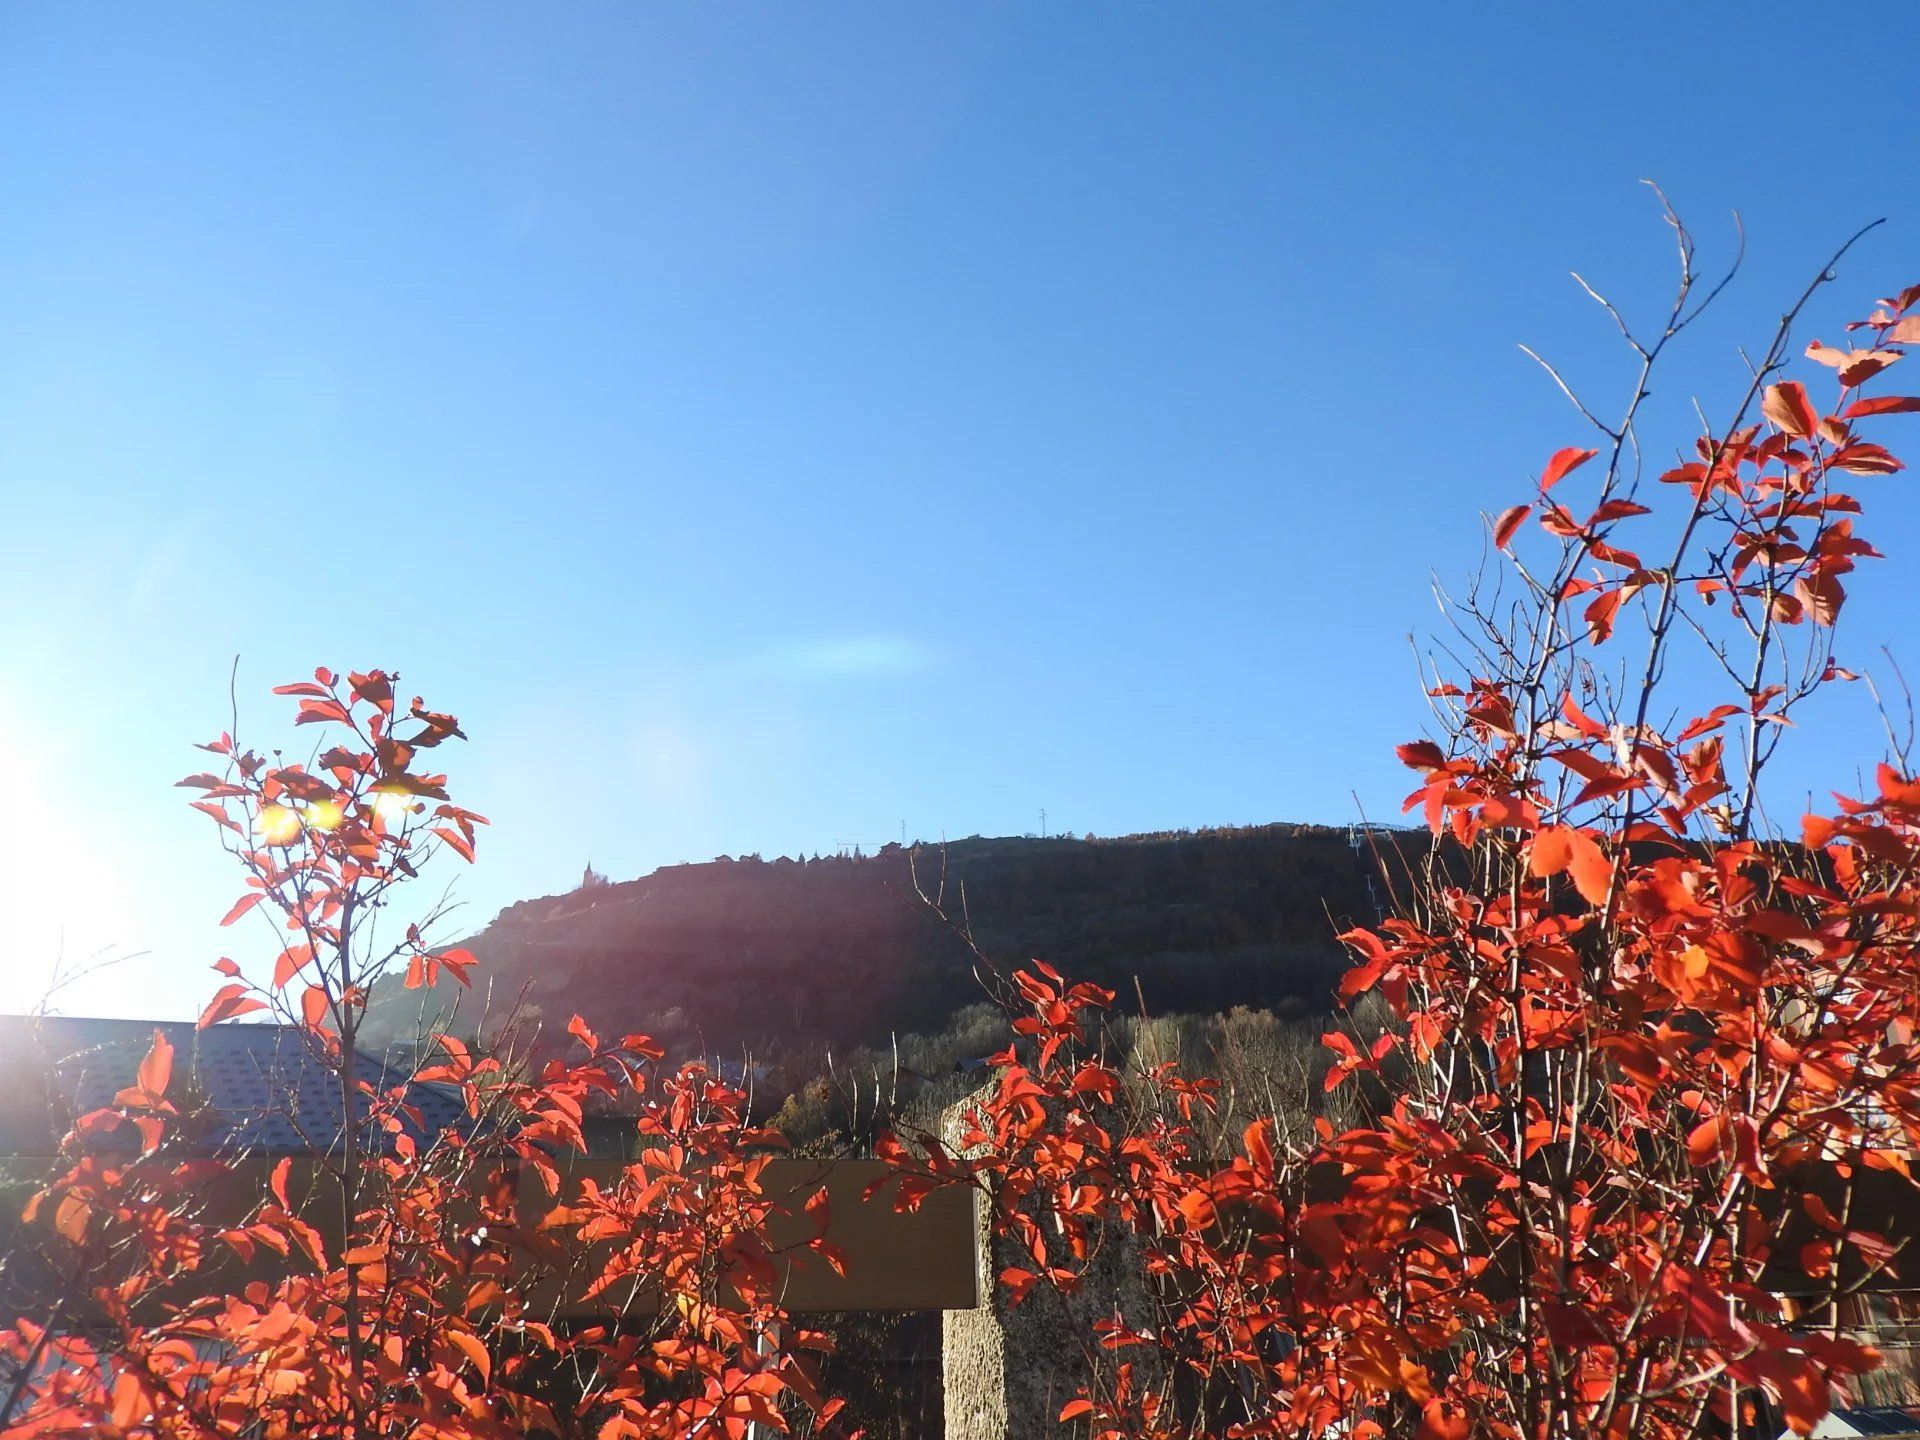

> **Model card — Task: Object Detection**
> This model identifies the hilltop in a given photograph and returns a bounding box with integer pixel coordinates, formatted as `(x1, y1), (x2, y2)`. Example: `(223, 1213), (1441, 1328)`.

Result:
(361, 822), (1410, 1064)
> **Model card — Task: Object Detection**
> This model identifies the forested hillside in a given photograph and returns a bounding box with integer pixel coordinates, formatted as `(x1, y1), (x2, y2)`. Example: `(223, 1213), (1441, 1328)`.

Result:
(361, 823), (1411, 1063)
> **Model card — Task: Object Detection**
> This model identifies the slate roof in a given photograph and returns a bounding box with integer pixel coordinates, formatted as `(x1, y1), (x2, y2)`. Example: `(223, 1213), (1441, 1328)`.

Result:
(0, 1015), (466, 1157)
(1815, 1409), (1920, 1437)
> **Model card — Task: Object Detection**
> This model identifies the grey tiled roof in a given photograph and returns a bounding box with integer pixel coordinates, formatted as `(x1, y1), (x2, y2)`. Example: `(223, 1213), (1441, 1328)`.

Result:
(1823, 1409), (1920, 1437)
(0, 1015), (466, 1157)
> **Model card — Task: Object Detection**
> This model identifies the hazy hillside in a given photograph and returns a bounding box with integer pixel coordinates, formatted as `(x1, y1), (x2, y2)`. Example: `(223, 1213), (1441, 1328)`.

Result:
(362, 823), (1410, 1063)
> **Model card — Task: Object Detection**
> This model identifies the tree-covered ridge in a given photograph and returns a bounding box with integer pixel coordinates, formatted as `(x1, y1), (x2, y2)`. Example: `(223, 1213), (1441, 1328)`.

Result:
(363, 823), (1408, 1061)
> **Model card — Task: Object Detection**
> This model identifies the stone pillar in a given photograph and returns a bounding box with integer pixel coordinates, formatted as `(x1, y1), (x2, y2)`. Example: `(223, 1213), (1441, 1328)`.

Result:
(941, 1086), (1163, 1439)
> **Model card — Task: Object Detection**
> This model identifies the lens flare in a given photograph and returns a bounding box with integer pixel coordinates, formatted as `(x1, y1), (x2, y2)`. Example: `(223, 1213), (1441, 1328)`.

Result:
(259, 804), (301, 844)
(371, 790), (414, 822)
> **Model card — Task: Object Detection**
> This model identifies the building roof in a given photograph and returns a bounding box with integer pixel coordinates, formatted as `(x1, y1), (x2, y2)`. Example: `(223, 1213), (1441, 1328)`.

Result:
(0, 1015), (466, 1157)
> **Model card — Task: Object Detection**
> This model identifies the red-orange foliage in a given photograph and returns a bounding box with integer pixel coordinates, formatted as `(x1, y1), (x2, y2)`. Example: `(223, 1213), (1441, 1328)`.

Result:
(879, 240), (1920, 1437)
(7, 223), (1918, 1440)
(2, 672), (853, 1438)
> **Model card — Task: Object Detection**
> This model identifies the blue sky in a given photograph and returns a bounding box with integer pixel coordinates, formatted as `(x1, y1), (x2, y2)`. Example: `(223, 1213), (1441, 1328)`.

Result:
(1, 3), (1916, 1018)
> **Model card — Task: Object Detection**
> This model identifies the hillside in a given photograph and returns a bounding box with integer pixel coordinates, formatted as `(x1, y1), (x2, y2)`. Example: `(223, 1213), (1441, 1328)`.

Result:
(361, 823), (1411, 1063)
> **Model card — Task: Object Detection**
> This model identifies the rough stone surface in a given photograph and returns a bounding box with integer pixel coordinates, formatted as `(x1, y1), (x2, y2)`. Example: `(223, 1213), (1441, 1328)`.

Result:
(941, 1085), (1165, 1439)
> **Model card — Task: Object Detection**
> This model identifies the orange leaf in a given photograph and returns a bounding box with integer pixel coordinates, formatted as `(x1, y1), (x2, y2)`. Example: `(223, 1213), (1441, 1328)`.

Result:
(218, 892), (267, 927)
(1177, 1188), (1216, 1231)
(54, 1193), (92, 1244)
(1563, 828), (1613, 906)
(447, 1329), (491, 1386)
(1687, 1113), (1733, 1167)
(1762, 380), (1818, 439)
(1529, 826), (1574, 878)
(1530, 826), (1611, 906)
(436, 947), (478, 987)
(301, 985), (330, 1031)
(273, 943), (316, 989)
(433, 825), (476, 862)
(1244, 1117), (1275, 1173)
(1478, 794), (1539, 831)
(1420, 1399), (1471, 1440)
(109, 1373), (147, 1430)
(199, 983), (267, 1028)
(138, 1030), (174, 1100)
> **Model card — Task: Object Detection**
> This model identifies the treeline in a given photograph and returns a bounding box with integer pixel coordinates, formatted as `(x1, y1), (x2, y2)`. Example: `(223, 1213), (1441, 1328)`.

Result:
(360, 823), (1414, 1066)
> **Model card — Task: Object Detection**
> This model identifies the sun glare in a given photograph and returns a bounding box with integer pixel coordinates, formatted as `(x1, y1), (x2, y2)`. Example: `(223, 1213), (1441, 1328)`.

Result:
(370, 790), (414, 822)
(258, 804), (301, 844)
(0, 713), (142, 1012)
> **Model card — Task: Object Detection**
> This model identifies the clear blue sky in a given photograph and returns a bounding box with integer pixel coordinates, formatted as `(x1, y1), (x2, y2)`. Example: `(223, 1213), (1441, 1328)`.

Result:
(2, 3), (1916, 1018)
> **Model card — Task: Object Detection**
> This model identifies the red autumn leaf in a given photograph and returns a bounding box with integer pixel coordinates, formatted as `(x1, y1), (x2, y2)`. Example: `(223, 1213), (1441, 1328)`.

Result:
(273, 943), (316, 989)
(1529, 826), (1611, 906)
(805, 1184), (831, 1233)
(294, 697), (353, 726)
(108, 1374), (148, 1431)
(1559, 692), (1606, 740)
(1842, 394), (1920, 418)
(1540, 446), (1598, 490)
(137, 1030), (174, 1101)
(1244, 1117), (1275, 1174)
(1420, 1398), (1472, 1440)
(301, 985), (330, 1031)
(1587, 498), (1650, 524)
(1840, 349), (1901, 387)
(1796, 571), (1845, 626)
(271, 1157), (293, 1211)
(218, 891), (266, 927)
(1583, 587), (1626, 644)
(1176, 1188), (1217, 1231)
(1563, 828), (1613, 906)
(198, 983), (267, 1028)
(998, 1266), (1039, 1303)
(1762, 380), (1819, 439)
(436, 947), (477, 987)
(1829, 441), (1904, 474)
(1530, 826), (1573, 878)
(1492, 503), (1531, 550)
(447, 1329), (491, 1386)
(1396, 740), (1447, 770)
(53, 1193), (92, 1244)
(433, 825), (476, 862)
(191, 799), (242, 833)
(1687, 1113), (1733, 1167)
(1674, 703), (1742, 744)
(1477, 794), (1539, 830)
